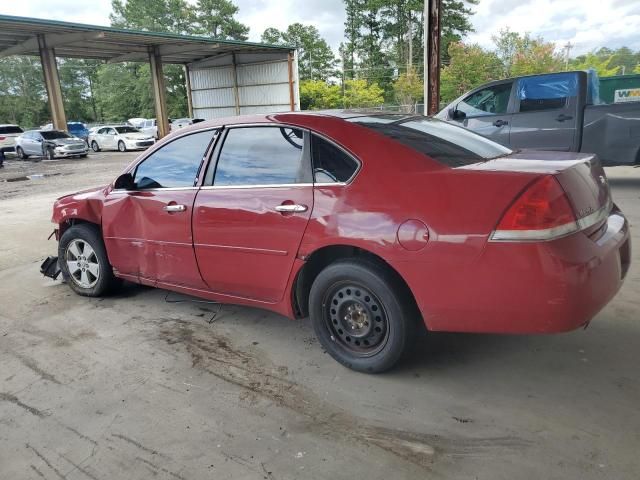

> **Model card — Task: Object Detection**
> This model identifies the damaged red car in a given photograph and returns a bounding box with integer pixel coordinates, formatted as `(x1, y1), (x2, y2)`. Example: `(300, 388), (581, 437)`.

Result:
(49, 112), (631, 372)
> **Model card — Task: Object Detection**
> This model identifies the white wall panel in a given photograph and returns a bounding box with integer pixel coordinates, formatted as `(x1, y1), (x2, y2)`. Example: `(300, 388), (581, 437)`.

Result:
(188, 52), (298, 120)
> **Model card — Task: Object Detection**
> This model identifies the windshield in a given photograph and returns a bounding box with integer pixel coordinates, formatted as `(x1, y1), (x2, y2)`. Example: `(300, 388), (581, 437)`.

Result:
(41, 131), (72, 140)
(348, 116), (513, 167)
(115, 126), (141, 134)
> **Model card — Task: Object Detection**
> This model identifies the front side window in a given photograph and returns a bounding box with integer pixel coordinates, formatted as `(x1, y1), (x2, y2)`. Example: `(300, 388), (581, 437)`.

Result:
(311, 135), (359, 183)
(458, 83), (513, 117)
(133, 130), (217, 189)
(213, 127), (309, 186)
(517, 73), (578, 112)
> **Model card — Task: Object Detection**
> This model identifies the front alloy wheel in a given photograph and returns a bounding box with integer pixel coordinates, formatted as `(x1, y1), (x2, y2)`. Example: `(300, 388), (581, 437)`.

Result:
(65, 239), (100, 288)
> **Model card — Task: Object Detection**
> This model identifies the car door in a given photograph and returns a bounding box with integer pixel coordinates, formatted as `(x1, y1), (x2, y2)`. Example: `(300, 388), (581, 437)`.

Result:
(509, 72), (580, 151)
(29, 132), (44, 155)
(102, 129), (218, 288)
(451, 81), (514, 146)
(104, 128), (118, 150)
(192, 125), (313, 303)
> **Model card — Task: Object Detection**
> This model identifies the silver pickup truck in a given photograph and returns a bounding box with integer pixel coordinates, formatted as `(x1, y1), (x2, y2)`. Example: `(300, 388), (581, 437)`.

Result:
(436, 71), (640, 166)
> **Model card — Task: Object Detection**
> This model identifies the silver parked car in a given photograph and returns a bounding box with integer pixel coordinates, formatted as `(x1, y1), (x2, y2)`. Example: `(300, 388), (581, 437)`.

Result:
(89, 125), (155, 152)
(15, 130), (88, 160)
(0, 124), (25, 155)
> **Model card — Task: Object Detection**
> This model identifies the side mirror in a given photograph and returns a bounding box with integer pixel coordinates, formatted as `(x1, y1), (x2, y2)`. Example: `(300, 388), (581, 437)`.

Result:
(114, 172), (135, 190)
(451, 108), (466, 121)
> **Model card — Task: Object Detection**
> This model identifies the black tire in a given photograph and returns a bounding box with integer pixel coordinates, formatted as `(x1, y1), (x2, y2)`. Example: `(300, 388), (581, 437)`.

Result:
(91, 141), (100, 152)
(79, 154), (88, 158)
(45, 147), (55, 160)
(16, 146), (29, 160)
(58, 224), (119, 297)
(309, 258), (417, 373)
(118, 141), (126, 152)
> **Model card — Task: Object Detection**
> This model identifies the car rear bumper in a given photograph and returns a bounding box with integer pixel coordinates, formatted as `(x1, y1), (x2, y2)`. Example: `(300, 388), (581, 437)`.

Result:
(401, 209), (631, 334)
(0, 146), (15, 153)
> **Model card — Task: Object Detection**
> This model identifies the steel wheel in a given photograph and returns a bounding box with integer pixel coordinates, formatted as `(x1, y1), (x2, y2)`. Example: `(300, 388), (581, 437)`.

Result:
(65, 239), (100, 289)
(323, 282), (389, 357)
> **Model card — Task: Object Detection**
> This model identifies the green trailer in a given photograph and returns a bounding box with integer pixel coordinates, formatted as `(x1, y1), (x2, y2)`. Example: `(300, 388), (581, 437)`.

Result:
(598, 74), (640, 104)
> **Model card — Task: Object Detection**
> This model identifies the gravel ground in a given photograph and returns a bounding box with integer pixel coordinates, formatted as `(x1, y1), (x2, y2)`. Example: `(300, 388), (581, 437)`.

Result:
(0, 152), (638, 479)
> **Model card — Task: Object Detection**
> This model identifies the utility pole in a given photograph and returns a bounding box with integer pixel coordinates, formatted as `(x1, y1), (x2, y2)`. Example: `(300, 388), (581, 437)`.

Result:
(563, 41), (573, 70)
(408, 13), (413, 70)
(423, 0), (441, 115)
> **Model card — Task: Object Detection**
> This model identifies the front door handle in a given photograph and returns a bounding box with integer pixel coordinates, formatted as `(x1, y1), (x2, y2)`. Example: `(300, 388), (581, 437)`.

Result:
(556, 114), (573, 122)
(163, 204), (187, 212)
(275, 204), (308, 213)
(493, 119), (509, 127)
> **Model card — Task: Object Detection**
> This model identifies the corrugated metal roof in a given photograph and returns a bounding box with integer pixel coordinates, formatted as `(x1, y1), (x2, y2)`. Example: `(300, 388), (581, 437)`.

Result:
(0, 14), (293, 64)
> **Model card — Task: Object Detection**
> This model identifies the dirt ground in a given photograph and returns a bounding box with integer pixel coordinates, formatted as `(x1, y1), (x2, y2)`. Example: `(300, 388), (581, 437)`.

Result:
(0, 152), (638, 480)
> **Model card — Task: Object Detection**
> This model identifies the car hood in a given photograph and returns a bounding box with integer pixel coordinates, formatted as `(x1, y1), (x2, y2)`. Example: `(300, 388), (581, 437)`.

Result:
(122, 133), (152, 139)
(52, 138), (85, 146)
(56, 185), (107, 202)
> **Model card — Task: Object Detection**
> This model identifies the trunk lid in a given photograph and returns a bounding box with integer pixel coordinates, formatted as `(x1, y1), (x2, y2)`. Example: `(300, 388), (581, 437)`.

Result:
(463, 150), (612, 233)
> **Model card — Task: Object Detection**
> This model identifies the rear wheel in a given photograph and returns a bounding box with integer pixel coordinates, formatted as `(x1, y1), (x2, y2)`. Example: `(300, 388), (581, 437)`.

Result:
(91, 141), (100, 152)
(309, 259), (417, 373)
(118, 141), (126, 152)
(16, 146), (28, 160)
(58, 224), (119, 297)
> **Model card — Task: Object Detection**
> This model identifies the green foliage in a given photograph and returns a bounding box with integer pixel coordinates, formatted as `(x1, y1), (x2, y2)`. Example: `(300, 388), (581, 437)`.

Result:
(440, 42), (503, 103)
(300, 80), (342, 110)
(192, 0), (249, 40)
(261, 23), (337, 81)
(0, 56), (48, 128)
(570, 52), (620, 77)
(343, 79), (385, 108)
(393, 66), (423, 107)
(492, 28), (563, 77)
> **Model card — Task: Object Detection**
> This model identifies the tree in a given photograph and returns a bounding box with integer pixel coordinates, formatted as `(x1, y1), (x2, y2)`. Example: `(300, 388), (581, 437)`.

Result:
(343, 79), (384, 108)
(110, 0), (195, 33)
(492, 29), (563, 77)
(0, 56), (48, 128)
(570, 52), (620, 77)
(300, 80), (342, 110)
(193, 0), (249, 40)
(440, 42), (503, 103)
(393, 66), (423, 111)
(261, 23), (337, 81)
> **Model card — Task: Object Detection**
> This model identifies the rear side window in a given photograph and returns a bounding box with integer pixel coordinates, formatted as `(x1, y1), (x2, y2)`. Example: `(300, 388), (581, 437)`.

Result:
(213, 127), (310, 186)
(311, 135), (359, 183)
(133, 130), (216, 189)
(350, 117), (512, 167)
(517, 73), (578, 112)
(0, 126), (23, 134)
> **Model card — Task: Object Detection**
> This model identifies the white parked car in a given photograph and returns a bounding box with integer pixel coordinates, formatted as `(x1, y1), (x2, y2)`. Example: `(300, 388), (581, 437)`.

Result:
(88, 125), (155, 152)
(0, 124), (25, 155)
(171, 117), (205, 131)
(128, 118), (160, 139)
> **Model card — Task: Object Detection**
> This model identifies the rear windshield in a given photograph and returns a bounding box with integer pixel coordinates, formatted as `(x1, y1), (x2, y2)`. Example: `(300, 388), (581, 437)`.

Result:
(68, 123), (87, 131)
(41, 131), (72, 140)
(115, 126), (140, 134)
(0, 126), (23, 134)
(348, 116), (512, 167)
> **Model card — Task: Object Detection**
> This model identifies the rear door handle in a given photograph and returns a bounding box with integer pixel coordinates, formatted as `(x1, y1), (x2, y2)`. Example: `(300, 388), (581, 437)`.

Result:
(163, 204), (187, 212)
(493, 119), (508, 127)
(275, 204), (308, 213)
(556, 114), (573, 122)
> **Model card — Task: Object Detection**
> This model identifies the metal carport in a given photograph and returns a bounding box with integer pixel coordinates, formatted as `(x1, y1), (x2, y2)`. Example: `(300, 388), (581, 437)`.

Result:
(0, 15), (298, 138)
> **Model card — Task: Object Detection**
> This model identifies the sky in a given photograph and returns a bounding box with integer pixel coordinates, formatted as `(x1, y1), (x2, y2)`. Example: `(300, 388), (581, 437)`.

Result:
(1, 0), (639, 57)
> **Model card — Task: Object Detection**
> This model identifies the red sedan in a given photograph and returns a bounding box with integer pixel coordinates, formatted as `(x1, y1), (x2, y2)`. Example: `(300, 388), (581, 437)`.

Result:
(50, 112), (631, 373)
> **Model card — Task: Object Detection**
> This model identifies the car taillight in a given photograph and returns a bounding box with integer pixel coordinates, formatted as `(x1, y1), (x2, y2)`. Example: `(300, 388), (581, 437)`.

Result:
(490, 175), (578, 241)
(0, 136), (6, 141)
